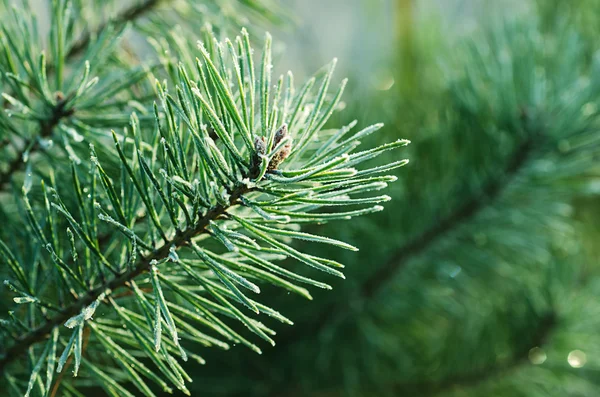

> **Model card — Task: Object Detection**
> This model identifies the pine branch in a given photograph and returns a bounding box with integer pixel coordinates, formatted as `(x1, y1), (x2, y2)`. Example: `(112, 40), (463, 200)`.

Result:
(0, 0), (166, 192)
(0, 27), (407, 395)
(0, 183), (250, 373)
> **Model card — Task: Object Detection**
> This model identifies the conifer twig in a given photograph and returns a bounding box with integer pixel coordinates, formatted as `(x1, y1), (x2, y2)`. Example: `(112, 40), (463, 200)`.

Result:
(0, 0), (167, 192)
(0, 23), (406, 395)
(0, 184), (250, 372)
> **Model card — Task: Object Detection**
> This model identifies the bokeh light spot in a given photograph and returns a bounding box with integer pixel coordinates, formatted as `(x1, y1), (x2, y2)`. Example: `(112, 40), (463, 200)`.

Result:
(568, 350), (587, 368)
(528, 347), (547, 365)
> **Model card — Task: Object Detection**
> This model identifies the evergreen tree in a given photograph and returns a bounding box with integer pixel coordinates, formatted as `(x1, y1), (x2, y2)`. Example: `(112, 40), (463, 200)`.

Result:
(0, 1), (408, 395)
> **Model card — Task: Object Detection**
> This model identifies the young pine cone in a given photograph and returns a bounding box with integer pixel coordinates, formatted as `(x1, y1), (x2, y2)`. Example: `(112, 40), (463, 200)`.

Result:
(268, 124), (292, 171)
(252, 124), (292, 176)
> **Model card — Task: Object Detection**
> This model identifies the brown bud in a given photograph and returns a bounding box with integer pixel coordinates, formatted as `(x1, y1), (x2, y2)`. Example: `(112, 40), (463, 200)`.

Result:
(273, 124), (288, 147)
(268, 124), (292, 171)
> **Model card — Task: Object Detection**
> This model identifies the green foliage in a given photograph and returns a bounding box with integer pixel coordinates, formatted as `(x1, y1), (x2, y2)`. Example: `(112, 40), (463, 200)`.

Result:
(4, 1), (600, 397)
(0, 1), (406, 396)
